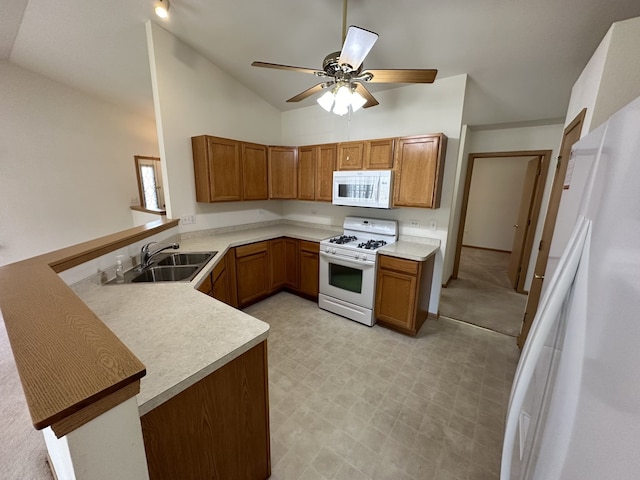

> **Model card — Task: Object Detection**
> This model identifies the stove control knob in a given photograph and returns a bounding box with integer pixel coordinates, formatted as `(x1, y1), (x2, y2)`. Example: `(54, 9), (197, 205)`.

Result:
(331, 248), (336, 254)
(355, 253), (360, 260)
(324, 246), (330, 253)
(361, 254), (368, 262)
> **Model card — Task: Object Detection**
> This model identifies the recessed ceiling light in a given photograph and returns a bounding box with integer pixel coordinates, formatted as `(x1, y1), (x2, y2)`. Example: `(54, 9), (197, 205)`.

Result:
(154, 0), (170, 19)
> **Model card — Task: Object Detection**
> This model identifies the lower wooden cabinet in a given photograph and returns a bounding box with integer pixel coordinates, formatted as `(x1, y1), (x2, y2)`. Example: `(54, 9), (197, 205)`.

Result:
(375, 254), (434, 336)
(141, 341), (271, 480)
(284, 238), (300, 290)
(235, 241), (270, 308)
(298, 241), (319, 299)
(269, 238), (286, 292)
(212, 254), (232, 305)
(197, 250), (236, 308)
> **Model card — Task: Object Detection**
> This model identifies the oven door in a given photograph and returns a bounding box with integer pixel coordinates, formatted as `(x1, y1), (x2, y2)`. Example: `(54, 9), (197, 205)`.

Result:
(319, 251), (376, 309)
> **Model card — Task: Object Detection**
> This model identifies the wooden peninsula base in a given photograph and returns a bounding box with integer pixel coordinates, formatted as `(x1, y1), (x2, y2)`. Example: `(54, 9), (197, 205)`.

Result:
(140, 341), (271, 480)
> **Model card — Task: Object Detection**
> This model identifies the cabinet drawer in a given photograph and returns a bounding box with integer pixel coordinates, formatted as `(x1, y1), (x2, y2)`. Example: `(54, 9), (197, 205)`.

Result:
(235, 241), (268, 258)
(299, 240), (319, 254)
(379, 255), (419, 275)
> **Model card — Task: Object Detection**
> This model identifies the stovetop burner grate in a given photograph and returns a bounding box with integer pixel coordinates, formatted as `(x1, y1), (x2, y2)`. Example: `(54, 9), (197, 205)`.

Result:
(357, 239), (388, 250)
(329, 235), (358, 245)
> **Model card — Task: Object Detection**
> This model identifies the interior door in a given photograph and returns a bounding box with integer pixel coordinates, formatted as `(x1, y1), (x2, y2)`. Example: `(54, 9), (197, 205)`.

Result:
(517, 109), (586, 348)
(507, 157), (539, 289)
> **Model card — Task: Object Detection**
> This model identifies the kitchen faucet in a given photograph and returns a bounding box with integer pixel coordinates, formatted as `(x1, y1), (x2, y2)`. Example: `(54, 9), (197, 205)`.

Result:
(139, 241), (179, 270)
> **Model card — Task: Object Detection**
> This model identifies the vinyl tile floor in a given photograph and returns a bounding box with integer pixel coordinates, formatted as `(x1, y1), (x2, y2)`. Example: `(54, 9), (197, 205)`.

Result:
(243, 292), (521, 480)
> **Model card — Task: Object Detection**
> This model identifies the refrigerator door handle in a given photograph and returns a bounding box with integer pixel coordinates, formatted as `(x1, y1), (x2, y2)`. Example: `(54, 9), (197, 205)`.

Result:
(501, 216), (591, 480)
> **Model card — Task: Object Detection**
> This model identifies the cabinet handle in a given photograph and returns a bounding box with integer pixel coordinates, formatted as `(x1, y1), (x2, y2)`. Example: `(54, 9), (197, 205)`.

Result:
(513, 224), (519, 228)
(534, 274), (544, 280)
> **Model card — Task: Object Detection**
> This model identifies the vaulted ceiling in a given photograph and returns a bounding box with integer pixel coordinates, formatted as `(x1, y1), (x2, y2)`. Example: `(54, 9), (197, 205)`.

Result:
(3, 0), (640, 126)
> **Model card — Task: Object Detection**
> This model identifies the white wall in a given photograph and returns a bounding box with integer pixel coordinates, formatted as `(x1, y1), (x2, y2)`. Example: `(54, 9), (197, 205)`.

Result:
(463, 123), (564, 290)
(463, 157), (532, 251)
(567, 16), (640, 133)
(0, 61), (159, 266)
(145, 22), (284, 233)
(281, 75), (468, 313)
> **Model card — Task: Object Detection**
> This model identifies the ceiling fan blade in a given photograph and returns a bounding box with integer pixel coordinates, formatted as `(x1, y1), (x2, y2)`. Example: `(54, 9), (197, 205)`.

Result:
(251, 61), (322, 76)
(286, 83), (328, 103)
(354, 83), (379, 108)
(364, 69), (438, 83)
(338, 26), (378, 70)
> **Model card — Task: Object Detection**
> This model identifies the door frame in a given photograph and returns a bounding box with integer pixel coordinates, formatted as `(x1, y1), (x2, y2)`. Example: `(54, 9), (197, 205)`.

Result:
(517, 109), (587, 348)
(452, 150), (552, 293)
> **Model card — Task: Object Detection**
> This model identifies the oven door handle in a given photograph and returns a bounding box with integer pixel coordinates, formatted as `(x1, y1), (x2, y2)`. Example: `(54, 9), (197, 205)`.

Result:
(319, 251), (376, 267)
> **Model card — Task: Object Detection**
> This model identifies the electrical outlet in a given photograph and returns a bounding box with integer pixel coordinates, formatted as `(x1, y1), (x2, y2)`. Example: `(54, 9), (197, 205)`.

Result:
(429, 220), (437, 230)
(410, 220), (420, 227)
(180, 214), (196, 224)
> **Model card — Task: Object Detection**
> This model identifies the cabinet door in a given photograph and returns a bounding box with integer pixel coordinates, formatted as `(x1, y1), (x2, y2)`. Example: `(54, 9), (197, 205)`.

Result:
(299, 241), (319, 298)
(315, 144), (337, 202)
(206, 136), (243, 202)
(284, 238), (299, 290)
(235, 242), (270, 307)
(268, 146), (298, 199)
(242, 142), (268, 200)
(393, 134), (446, 208)
(269, 238), (286, 291)
(337, 142), (364, 170)
(197, 273), (213, 295)
(297, 146), (316, 200)
(224, 249), (238, 308)
(375, 267), (417, 331)
(212, 260), (231, 305)
(364, 138), (395, 169)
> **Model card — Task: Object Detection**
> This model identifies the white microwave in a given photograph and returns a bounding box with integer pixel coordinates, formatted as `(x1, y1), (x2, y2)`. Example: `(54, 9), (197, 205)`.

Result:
(332, 170), (394, 209)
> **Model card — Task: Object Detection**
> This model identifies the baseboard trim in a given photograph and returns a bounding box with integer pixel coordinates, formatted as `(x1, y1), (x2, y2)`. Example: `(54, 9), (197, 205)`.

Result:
(462, 244), (511, 254)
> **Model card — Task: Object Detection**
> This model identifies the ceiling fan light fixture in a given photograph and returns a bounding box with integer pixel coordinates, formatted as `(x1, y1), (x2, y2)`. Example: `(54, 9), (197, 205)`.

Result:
(154, 0), (170, 18)
(317, 90), (335, 112)
(350, 90), (367, 112)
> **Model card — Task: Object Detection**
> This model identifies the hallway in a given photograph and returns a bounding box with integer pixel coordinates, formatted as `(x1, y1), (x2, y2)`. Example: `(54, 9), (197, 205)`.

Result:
(439, 247), (528, 337)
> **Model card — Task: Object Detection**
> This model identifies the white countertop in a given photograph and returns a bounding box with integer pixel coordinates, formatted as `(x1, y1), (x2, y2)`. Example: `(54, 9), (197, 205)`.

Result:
(73, 222), (440, 415)
(72, 223), (341, 416)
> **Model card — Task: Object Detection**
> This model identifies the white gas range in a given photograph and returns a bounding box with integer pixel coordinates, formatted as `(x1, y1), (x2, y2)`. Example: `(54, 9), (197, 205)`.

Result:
(318, 216), (398, 326)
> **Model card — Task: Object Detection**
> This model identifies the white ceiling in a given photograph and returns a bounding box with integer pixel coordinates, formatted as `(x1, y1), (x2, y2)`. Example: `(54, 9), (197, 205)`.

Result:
(4, 0), (640, 126)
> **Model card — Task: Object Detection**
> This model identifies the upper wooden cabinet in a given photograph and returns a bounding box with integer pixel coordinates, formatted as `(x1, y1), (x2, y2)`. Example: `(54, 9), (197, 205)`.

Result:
(192, 136), (242, 202)
(393, 134), (447, 209)
(297, 146), (315, 201)
(337, 141), (364, 170)
(269, 146), (298, 199)
(192, 135), (268, 203)
(241, 142), (269, 201)
(337, 138), (394, 171)
(364, 138), (395, 169)
(298, 143), (337, 202)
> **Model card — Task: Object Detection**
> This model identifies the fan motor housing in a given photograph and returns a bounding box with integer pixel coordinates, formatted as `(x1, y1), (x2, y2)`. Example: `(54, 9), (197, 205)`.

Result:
(322, 51), (362, 78)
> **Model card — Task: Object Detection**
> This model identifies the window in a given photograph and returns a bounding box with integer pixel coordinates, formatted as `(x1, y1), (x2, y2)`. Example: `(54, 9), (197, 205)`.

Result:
(134, 155), (165, 210)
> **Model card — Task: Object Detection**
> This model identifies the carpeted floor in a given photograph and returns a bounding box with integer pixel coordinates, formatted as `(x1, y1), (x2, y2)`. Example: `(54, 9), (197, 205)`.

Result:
(439, 247), (528, 337)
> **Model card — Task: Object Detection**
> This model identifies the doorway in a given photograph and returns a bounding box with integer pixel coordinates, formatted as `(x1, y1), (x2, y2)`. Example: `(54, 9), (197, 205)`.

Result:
(441, 150), (551, 336)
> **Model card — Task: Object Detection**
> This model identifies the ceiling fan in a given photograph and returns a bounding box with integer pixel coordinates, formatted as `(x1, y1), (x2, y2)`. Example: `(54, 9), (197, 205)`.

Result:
(251, 0), (437, 114)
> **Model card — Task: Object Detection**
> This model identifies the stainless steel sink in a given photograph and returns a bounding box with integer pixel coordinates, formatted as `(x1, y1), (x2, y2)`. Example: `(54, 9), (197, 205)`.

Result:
(110, 251), (217, 284)
(131, 265), (200, 283)
(156, 252), (215, 266)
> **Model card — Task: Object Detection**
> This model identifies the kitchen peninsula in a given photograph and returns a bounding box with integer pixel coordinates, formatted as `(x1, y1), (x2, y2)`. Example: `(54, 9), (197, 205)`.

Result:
(0, 218), (439, 479)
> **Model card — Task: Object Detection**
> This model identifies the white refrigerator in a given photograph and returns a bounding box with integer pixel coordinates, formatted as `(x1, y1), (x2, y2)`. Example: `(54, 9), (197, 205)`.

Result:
(501, 94), (640, 480)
